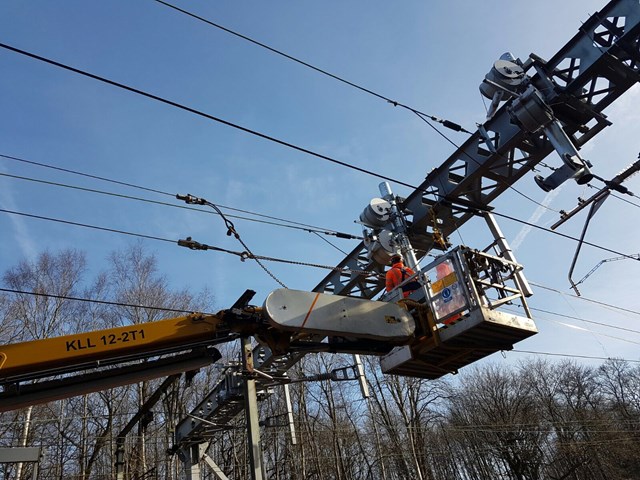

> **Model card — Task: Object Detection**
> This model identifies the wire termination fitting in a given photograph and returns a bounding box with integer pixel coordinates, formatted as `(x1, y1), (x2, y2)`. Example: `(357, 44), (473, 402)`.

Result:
(176, 193), (206, 205)
(178, 237), (208, 250)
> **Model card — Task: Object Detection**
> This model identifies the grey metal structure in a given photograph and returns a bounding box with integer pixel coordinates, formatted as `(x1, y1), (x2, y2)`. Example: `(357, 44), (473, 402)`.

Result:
(174, 0), (640, 475)
(0, 447), (45, 480)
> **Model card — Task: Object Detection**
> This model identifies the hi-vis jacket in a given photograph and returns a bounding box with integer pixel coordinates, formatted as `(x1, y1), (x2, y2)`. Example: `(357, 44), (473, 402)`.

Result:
(385, 261), (415, 297)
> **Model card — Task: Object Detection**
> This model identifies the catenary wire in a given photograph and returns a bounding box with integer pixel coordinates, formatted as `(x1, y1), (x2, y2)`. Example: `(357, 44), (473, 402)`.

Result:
(152, 0), (473, 134)
(5, 204), (640, 334)
(0, 153), (360, 233)
(491, 210), (640, 261)
(0, 201), (637, 284)
(311, 231), (350, 256)
(0, 169), (361, 239)
(0, 43), (637, 276)
(1, 41), (550, 224)
(530, 281), (640, 317)
(0, 287), (203, 315)
(0, 208), (383, 277)
(412, 110), (561, 214)
(4, 43), (633, 262)
(511, 349), (640, 363)
(0, 42), (420, 191)
(177, 194), (288, 288)
(3, 289), (640, 367)
(529, 306), (640, 335)
(526, 313), (640, 346)
(8, 154), (633, 276)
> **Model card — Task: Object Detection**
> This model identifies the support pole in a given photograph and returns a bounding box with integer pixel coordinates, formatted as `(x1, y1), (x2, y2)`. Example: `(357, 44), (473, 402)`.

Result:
(283, 383), (298, 445)
(241, 336), (265, 480)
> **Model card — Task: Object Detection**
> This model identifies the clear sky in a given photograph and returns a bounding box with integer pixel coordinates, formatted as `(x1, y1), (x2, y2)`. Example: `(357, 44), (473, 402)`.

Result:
(1, 0), (639, 368)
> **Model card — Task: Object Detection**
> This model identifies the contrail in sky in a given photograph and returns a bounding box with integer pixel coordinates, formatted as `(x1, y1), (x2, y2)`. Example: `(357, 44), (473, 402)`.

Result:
(511, 187), (562, 253)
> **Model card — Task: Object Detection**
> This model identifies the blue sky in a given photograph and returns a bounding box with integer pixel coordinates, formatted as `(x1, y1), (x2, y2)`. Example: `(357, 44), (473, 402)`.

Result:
(1, 0), (639, 367)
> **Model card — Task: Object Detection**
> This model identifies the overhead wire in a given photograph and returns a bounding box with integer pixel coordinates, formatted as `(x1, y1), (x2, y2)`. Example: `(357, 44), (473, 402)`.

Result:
(1, 45), (638, 268)
(4, 192), (639, 338)
(2, 289), (640, 367)
(154, 0), (578, 222)
(510, 349), (640, 364)
(0, 168), (361, 239)
(176, 193), (288, 288)
(412, 110), (561, 214)
(530, 281), (640, 317)
(0, 163), (640, 272)
(0, 42), (419, 192)
(526, 306), (640, 336)
(0, 287), (202, 315)
(0, 207), (176, 245)
(151, 0), (473, 135)
(530, 314), (640, 346)
(0, 207), (383, 278)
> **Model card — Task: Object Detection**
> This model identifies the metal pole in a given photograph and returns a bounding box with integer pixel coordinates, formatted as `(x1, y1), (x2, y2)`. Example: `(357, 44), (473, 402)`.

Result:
(283, 383), (298, 445)
(379, 182), (422, 270)
(241, 336), (265, 480)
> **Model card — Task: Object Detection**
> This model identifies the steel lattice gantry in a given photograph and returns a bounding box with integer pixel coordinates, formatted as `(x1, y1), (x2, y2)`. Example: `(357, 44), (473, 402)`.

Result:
(173, 0), (640, 469)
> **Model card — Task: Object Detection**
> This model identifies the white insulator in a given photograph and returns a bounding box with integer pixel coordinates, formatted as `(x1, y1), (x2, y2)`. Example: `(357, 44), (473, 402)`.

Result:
(480, 58), (525, 100)
(359, 197), (391, 228)
(367, 230), (397, 265)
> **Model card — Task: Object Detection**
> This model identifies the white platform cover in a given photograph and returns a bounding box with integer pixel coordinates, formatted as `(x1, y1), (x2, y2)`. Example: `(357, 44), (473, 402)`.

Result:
(263, 289), (415, 341)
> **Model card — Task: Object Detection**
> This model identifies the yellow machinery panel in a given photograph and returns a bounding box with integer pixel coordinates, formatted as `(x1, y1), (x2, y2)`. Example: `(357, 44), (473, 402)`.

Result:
(0, 313), (223, 380)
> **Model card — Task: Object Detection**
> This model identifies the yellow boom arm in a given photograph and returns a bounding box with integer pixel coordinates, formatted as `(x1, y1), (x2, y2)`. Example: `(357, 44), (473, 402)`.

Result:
(0, 313), (224, 381)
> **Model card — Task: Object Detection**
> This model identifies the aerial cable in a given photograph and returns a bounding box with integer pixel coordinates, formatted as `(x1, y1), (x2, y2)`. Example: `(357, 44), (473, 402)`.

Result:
(491, 210), (640, 262)
(529, 281), (640, 317)
(1, 182), (638, 275)
(529, 305), (640, 336)
(531, 314), (640, 346)
(152, 0), (472, 135)
(0, 169), (362, 239)
(0, 42), (418, 191)
(510, 349), (640, 364)
(0, 207), (176, 244)
(0, 153), (169, 196)
(0, 207), (384, 278)
(0, 287), (202, 315)
(0, 36), (635, 263)
(176, 193), (288, 288)
(0, 44), (579, 228)
(311, 231), (349, 256)
(412, 110), (561, 214)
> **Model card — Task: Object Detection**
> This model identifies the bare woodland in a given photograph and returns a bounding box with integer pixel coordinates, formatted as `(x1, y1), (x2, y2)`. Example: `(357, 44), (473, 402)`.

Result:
(1, 248), (640, 480)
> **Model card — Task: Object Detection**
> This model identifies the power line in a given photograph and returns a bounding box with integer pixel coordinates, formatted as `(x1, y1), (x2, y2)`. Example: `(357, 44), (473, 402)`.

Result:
(0, 207), (176, 244)
(0, 168), (361, 239)
(6, 154), (635, 269)
(0, 42), (419, 191)
(529, 306), (640, 335)
(533, 315), (640, 346)
(177, 193), (288, 288)
(530, 281), (640, 317)
(511, 349), (640, 363)
(0, 287), (202, 315)
(0, 153), (359, 237)
(6, 204), (635, 330)
(492, 210), (640, 261)
(3, 45), (635, 263)
(0, 207), (382, 277)
(152, 0), (472, 135)
(411, 111), (561, 214)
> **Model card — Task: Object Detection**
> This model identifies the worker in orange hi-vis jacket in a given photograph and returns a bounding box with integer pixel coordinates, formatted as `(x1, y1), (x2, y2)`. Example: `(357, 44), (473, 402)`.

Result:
(385, 254), (419, 298)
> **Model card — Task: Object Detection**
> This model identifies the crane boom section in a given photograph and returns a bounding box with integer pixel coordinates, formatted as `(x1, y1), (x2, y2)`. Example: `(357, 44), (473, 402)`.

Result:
(0, 313), (224, 380)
